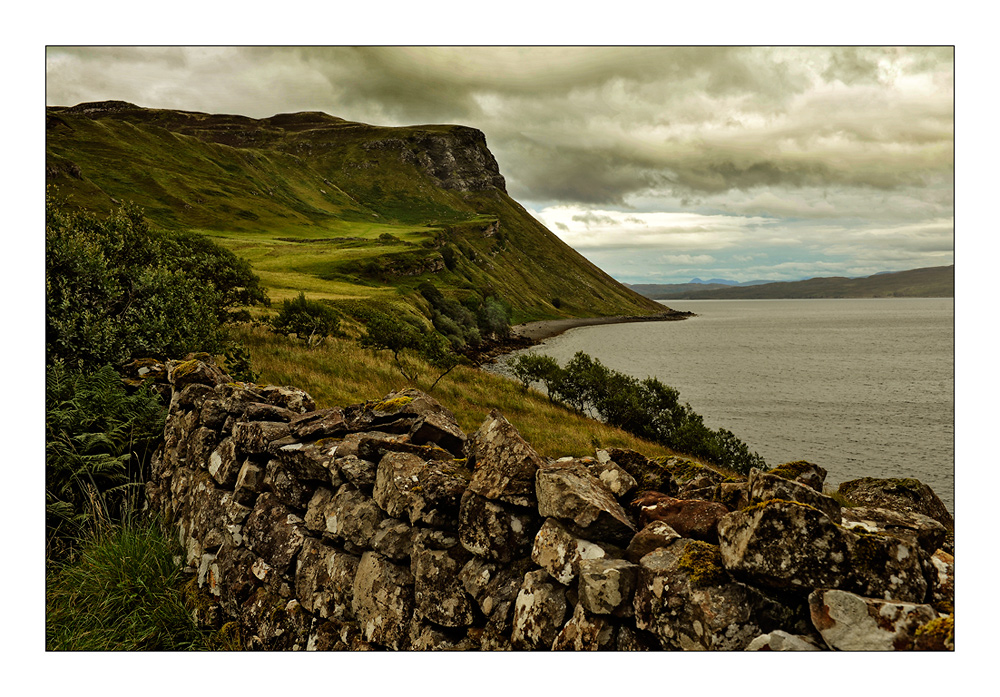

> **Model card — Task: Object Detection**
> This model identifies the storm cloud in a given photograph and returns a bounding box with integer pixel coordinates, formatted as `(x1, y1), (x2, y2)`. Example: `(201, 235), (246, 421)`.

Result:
(45, 46), (954, 283)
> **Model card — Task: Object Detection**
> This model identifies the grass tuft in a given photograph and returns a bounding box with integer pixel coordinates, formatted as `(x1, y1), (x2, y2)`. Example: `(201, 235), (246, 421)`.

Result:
(46, 521), (211, 651)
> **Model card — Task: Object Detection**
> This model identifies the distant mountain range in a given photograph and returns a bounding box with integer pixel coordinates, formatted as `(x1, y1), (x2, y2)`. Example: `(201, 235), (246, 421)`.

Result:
(628, 265), (954, 299)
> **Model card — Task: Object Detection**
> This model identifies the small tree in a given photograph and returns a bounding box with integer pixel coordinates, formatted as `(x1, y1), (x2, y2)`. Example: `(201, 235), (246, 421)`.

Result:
(510, 353), (563, 396)
(271, 292), (340, 346)
(361, 310), (465, 390)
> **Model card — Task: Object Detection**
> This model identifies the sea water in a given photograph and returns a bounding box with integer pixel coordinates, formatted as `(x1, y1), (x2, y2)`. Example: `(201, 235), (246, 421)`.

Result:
(496, 298), (954, 512)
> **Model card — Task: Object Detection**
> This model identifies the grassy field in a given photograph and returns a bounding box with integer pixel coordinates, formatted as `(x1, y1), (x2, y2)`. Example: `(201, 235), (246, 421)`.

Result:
(233, 324), (675, 461)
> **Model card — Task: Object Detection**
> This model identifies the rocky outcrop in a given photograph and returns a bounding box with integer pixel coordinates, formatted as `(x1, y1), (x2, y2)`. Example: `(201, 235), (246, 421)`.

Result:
(362, 129), (507, 193)
(140, 356), (954, 651)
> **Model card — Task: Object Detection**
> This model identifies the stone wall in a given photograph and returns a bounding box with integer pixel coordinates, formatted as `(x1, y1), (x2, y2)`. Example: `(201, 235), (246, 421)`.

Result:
(139, 355), (955, 651)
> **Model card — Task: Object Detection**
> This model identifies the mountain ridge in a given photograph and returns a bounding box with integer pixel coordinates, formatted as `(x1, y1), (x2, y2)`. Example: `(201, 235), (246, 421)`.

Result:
(46, 101), (666, 324)
(630, 265), (954, 300)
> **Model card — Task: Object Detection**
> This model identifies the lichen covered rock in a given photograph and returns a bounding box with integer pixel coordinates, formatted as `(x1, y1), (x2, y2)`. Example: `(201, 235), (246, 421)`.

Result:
(634, 538), (795, 650)
(530, 518), (617, 586)
(747, 468), (842, 524)
(458, 489), (539, 561)
(808, 588), (938, 650)
(352, 551), (415, 650)
(837, 476), (953, 531)
(633, 491), (729, 543)
(718, 499), (852, 593)
(467, 410), (545, 507)
(243, 492), (306, 574)
(510, 569), (568, 649)
(536, 460), (635, 543)
(373, 451), (469, 527)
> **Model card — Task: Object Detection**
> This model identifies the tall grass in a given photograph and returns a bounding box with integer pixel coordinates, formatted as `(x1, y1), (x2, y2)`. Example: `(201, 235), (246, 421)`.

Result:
(46, 520), (214, 651)
(234, 324), (675, 460)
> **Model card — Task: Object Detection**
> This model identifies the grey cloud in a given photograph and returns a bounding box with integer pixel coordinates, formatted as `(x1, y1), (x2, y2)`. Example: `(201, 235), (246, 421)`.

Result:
(571, 212), (620, 227)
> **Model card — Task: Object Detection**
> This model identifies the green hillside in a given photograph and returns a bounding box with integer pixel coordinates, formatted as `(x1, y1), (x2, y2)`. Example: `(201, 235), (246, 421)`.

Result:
(639, 265), (954, 300)
(46, 101), (665, 323)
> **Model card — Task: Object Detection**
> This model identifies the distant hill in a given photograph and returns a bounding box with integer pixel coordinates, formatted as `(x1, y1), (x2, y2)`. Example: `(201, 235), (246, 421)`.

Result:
(629, 279), (777, 297)
(631, 265), (954, 299)
(46, 101), (665, 324)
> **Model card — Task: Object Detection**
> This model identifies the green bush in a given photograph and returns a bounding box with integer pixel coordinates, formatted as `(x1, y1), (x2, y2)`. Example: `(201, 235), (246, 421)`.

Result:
(45, 196), (268, 370)
(360, 308), (464, 389)
(510, 350), (766, 474)
(271, 292), (341, 344)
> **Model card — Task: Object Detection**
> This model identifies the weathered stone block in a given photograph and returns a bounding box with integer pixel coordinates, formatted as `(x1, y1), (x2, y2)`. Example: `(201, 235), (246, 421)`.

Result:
(841, 506), (947, 555)
(766, 460), (828, 492)
(578, 558), (639, 615)
(635, 538), (794, 650)
(457, 489), (539, 562)
(208, 436), (241, 488)
(371, 518), (413, 562)
(536, 460), (635, 544)
(352, 551), (415, 650)
(718, 500), (853, 593)
(243, 493), (306, 574)
(625, 521), (682, 563)
(745, 630), (822, 651)
(373, 451), (469, 527)
(186, 426), (219, 470)
(633, 491), (729, 543)
(459, 557), (533, 633)
(587, 458), (638, 498)
(263, 458), (313, 510)
(809, 588), (938, 650)
(233, 459), (266, 505)
(551, 602), (614, 650)
(412, 545), (475, 628)
(748, 468), (842, 524)
(336, 454), (378, 493)
(289, 407), (349, 440)
(231, 420), (292, 455)
(325, 484), (387, 549)
(837, 476), (953, 531)
(531, 518), (617, 586)
(257, 384), (316, 414)
(467, 410), (545, 507)
(511, 569), (568, 650)
(409, 410), (467, 457)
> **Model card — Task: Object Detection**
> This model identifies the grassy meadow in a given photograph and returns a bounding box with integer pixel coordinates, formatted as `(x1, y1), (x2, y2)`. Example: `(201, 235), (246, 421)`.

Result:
(233, 323), (674, 460)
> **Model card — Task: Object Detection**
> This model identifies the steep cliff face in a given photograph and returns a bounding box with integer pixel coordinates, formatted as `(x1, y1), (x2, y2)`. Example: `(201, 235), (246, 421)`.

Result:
(362, 128), (507, 193)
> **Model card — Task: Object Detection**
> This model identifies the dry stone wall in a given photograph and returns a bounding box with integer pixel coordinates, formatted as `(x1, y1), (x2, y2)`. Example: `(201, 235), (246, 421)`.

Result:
(138, 355), (955, 651)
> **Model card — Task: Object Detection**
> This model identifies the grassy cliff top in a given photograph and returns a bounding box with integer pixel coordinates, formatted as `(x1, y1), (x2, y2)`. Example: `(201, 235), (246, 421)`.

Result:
(47, 102), (665, 323)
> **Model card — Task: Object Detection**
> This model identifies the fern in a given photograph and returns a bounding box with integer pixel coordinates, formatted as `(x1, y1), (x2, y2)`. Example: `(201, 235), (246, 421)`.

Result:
(45, 361), (166, 554)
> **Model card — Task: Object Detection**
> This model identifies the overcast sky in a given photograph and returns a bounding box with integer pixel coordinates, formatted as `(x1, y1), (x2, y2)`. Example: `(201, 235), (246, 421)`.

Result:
(46, 45), (954, 284)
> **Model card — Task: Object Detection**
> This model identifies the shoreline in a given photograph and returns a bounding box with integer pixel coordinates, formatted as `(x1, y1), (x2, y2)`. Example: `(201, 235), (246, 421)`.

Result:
(510, 310), (695, 343)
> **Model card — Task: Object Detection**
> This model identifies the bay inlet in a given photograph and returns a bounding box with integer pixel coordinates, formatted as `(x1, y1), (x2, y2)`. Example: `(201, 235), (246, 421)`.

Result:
(495, 297), (954, 512)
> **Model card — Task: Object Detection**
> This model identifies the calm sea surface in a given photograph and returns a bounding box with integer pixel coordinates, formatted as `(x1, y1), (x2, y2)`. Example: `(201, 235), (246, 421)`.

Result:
(496, 298), (954, 511)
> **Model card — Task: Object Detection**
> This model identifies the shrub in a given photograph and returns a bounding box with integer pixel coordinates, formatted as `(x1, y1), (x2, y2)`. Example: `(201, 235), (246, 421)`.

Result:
(360, 309), (464, 389)
(476, 296), (512, 339)
(510, 353), (562, 394)
(271, 292), (341, 345)
(512, 350), (766, 474)
(45, 196), (268, 370)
